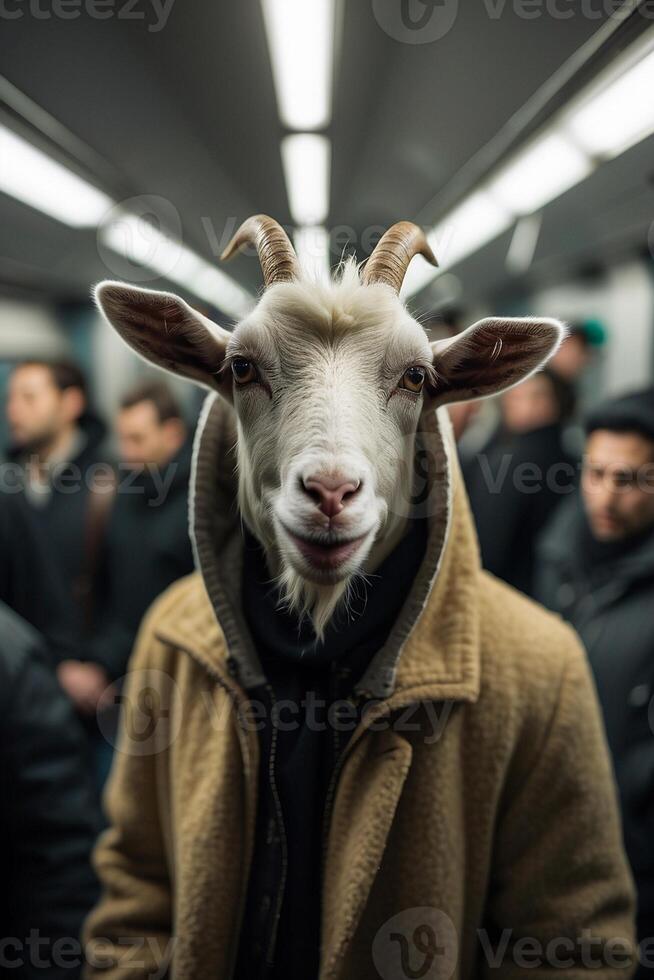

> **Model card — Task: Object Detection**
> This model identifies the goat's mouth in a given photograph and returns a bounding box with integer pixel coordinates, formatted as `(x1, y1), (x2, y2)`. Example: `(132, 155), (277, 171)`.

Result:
(279, 522), (371, 577)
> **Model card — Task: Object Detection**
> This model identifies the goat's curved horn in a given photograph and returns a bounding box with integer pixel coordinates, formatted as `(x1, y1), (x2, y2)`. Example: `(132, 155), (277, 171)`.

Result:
(220, 214), (299, 287)
(362, 221), (438, 293)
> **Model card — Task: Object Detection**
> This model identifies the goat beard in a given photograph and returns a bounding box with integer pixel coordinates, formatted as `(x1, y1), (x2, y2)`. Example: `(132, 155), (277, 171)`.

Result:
(273, 563), (371, 643)
(238, 479), (372, 643)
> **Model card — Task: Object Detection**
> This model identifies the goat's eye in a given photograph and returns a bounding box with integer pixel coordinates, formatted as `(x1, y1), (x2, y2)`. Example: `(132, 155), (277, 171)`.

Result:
(399, 366), (426, 394)
(232, 358), (257, 385)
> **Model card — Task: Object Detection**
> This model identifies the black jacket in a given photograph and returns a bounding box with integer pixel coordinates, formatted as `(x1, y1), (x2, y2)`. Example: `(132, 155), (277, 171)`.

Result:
(0, 491), (78, 662)
(90, 440), (195, 679)
(462, 422), (577, 596)
(0, 603), (100, 977)
(535, 496), (654, 945)
(3, 413), (111, 639)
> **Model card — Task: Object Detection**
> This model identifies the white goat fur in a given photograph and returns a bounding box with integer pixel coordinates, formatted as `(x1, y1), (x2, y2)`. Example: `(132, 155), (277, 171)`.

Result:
(230, 258), (436, 635)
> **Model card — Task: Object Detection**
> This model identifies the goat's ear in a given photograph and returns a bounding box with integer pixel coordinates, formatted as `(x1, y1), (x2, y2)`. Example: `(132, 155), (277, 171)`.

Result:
(95, 281), (232, 397)
(428, 317), (565, 406)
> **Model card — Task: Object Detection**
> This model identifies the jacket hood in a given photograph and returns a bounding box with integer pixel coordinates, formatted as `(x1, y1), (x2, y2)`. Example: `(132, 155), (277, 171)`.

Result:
(189, 393), (482, 701)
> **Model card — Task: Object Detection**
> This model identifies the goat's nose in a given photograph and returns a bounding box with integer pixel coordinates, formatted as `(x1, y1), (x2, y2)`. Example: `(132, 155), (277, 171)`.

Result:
(302, 476), (361, 518)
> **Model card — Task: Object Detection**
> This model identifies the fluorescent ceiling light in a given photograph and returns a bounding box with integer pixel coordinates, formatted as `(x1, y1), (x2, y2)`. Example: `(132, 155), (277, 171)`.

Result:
(404, 37), (654, 301)
(294, 225), (331, 282)
(403, 130), (587, 297)
(102, 213), (202, 281)
(0, 124), (113, 227)
(505, 212), (542, 275)
(101, 212), (253, 319)
(489, 130), (592, 216)
(187, 266), (253, 318)
(564, 46), (654, 159)
(261, 0), (334, 130)
(281, 133), (330, 225)
(435, 190), (513, 268)
(400, 192), (512, 300)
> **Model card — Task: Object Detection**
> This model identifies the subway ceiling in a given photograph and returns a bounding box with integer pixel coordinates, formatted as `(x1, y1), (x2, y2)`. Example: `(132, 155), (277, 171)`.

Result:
(0, 1), (652, 314)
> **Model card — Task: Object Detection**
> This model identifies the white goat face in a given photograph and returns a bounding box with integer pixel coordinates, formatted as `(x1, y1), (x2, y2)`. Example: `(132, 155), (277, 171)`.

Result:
(95, 216), (564, 635)
(228, 276), (433, 596)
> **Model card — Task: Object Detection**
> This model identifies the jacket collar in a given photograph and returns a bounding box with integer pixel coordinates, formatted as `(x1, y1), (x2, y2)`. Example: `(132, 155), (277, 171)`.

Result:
(164, 393), (481, 705)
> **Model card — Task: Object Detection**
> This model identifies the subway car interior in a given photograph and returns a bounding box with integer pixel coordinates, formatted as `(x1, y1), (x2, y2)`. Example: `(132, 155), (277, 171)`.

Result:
(1, 1), (654, 977)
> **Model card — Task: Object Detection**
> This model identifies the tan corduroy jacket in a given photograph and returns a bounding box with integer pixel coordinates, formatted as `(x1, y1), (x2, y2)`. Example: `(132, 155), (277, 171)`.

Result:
(84, 396), (636, 979)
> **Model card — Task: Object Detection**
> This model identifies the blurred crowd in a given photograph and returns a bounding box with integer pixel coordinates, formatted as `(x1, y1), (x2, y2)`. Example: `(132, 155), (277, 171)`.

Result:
(1, 363), (195, 977)
(1, 317), (653, 975)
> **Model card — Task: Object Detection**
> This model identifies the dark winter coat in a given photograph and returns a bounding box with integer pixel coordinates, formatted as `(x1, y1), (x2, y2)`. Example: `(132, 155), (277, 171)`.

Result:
(0, 490), (78, 662)
(3, 413), (111, 638)
(535, 495), (654, 949)
(463, 421), (577, 595)
(0, 602), (100, 978)
(90, 439), (195, 679)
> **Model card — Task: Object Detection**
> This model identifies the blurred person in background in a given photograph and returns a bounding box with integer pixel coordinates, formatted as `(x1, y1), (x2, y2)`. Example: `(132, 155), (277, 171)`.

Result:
(550, 318), (606, 383)
(0, 489), (77, 664)
(462, 366), (577, 596)
(536, 387), (654, 971)
(90, 380), (195, 686)
(550, 318), (608, 456)
(3, 359), (114, 716)
(0, 600), (100, 978)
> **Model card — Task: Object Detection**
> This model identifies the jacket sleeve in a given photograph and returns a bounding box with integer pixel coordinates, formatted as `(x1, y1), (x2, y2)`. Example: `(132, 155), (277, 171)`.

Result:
(82, 615), (174, 979)
(480, 636), (637, 978)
